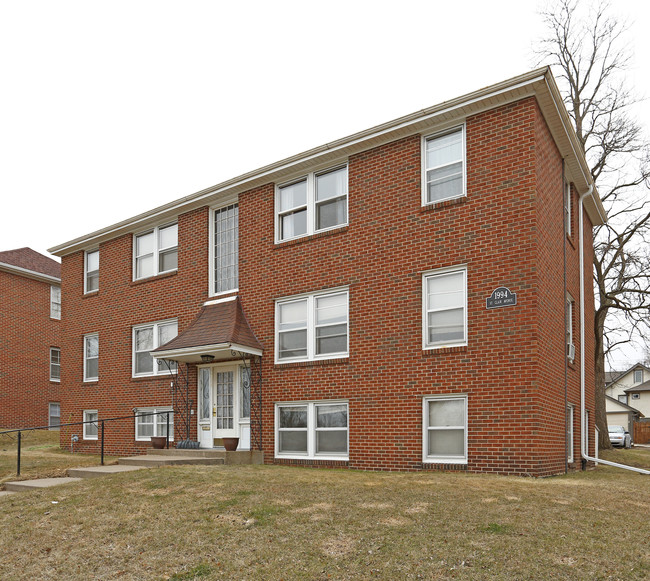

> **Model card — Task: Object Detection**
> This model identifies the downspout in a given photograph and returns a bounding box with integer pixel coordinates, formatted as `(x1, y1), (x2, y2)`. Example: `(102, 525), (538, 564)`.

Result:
(578, 187), (649, 474)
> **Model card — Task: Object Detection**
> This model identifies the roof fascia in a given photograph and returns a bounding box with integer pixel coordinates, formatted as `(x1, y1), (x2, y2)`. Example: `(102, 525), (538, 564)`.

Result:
(0, 262), (60, 284)
(49, 66), (604, 255)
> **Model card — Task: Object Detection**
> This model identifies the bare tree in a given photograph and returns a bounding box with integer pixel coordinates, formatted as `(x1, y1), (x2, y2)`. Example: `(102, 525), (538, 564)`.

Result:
(536, 0), (650, 448)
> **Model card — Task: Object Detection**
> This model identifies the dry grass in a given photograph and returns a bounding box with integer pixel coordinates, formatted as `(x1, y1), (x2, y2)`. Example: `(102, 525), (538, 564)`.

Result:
(0, 428), (117, 486)
(1, 448), (649, 580)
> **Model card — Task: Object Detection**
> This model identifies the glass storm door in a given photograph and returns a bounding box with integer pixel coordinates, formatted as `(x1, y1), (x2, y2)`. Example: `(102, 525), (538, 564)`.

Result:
(214, 370), (237, 438)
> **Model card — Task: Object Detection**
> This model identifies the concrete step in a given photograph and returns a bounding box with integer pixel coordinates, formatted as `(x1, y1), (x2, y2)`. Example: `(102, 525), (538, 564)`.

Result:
(68, 465), (148, 479)
(118, 455), (225, 467)
(147, 448), (227, 458)
(0, 490), (17, 498)
(5, 477), (82, 492)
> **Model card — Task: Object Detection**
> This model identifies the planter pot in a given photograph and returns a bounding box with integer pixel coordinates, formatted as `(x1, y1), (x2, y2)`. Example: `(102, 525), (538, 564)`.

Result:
(150, 436), (167, 449)
(223, 437), (239, 452)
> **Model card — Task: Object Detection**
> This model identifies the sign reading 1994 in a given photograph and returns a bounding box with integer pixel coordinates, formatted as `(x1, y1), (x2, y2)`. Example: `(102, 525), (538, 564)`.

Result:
(486, 287), (517, 309)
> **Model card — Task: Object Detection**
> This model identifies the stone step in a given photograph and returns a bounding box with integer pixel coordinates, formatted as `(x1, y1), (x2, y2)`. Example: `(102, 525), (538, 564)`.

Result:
(0, 490), (17, 498)
(68, 465), (148, 479)
(5, 477), (82, 492)
(118, 455), (225, 467)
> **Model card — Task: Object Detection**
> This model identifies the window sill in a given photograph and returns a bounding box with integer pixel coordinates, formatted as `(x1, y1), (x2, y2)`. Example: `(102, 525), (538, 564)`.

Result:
(83, 437), (98, 441)
(131, 270), (178, 286)
(131, 374), (175, 381)
(83, 290), (99, 298)
(50, 379), (60, 383)
(83, 379), (99, 383)
(422, 345), (467, 356)
(275, 357), (349, 369)
(421, 195), (466, 213)
(275, 225), (348, 248)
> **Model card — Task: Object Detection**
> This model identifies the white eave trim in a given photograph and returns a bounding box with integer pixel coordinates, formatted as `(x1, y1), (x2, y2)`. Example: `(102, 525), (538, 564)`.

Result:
(48, 66), (604, 255)
(153, 342), (263, 361)
(0, 262), (60, 284)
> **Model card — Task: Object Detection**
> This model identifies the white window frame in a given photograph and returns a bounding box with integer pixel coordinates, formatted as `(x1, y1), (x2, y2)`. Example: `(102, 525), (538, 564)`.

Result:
(48, 402), (60, 430)
(566, 293), (575, 362)
(634, 369), (643, 384)
(83, 333), (99, 382)
(423, 395), (468, 464)
(134, 407), (174, 441)
(50, 285), (61, 319)
(83, 410), (99, 440)
(567, 404), (574, 463)
(275, 400), (349, 461)
(132, 319), (178, 377)
(421, 125), (466, 206)
(212, 202), (239, 296)
(50, 347), (61, 382)
(133, 222), (178, 281)
(275, 288), (349, 364)
(422, 266), (467, 350)
(84, 249), (99, 293)
(275, 165), (348, 243)
(564, 178), (572, 237)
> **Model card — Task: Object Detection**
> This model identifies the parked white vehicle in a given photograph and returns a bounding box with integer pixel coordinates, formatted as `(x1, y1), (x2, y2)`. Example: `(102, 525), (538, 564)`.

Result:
(608, 425), (632, 448)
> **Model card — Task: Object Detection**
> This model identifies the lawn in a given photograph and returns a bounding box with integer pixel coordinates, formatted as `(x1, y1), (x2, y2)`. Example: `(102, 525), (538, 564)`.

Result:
(0, 448), (649, 580)
(0, 428), (116, 486)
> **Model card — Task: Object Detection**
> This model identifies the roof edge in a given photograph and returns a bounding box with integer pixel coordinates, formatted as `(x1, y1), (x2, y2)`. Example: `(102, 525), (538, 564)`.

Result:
(0, 262), (61, 284)
(49, 66), (604, 255)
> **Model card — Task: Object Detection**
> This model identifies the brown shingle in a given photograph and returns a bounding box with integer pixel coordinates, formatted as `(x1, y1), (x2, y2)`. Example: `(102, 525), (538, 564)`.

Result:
(153, 297), (262, 353)
(0, 247), (61, 279)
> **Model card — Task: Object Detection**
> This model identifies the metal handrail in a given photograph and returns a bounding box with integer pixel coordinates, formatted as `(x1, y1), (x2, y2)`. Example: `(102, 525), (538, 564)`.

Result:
(0, 410), (172, 476)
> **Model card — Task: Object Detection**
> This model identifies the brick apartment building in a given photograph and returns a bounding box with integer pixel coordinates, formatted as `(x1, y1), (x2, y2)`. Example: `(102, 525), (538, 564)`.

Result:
(0, 248), (61, 428)
(49, 67), (605, 476)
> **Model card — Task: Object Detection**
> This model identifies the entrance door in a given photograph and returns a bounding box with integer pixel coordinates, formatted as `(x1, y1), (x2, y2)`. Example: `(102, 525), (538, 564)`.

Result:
(213, 370), (237, 439)
(197, 365), (251, 449)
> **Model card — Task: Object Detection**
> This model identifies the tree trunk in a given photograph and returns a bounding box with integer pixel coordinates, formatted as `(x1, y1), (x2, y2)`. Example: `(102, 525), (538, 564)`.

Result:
(594, 309), (611, 450)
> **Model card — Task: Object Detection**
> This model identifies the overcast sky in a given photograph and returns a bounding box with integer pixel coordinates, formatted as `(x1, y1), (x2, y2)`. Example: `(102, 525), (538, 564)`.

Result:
(1, 0), (648, 367)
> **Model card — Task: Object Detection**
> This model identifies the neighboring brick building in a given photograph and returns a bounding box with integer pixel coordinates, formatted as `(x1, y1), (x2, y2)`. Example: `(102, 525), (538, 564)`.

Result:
(49, 67), (605, 476)
(0, 248), (61, 428)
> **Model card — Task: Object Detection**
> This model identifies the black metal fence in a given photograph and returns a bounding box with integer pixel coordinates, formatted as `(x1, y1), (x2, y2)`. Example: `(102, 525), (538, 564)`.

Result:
(0, 410), (171, 476)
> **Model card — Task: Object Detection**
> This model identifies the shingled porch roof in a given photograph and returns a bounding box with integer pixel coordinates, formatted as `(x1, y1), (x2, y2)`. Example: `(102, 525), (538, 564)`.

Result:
(152, 296), (263, 364)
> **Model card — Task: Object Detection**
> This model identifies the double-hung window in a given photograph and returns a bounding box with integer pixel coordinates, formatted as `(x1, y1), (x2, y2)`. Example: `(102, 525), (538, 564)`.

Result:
(276, 165), (348, 242)
(423, 126), (465, 205)
(634, 369), (643, 384)
(83, 410), (98, 440)
(84, 333), (98, 381)
(133, 319), (178, 376)
(423, 395), (467, 464)
(276, 289), (348, 362)
(566, 294), (575, 362)
(135, 407), (174, 441)
(276, 401), (348, 459)
(213, 204), (239, 294)
(134, 223), (178, 280)
(85, 250), (99, 293)
(49, 403), (60, 429)
(50, 347), (61, 381)
(50, 285), (61, 319)
(423, 267), (467, 349)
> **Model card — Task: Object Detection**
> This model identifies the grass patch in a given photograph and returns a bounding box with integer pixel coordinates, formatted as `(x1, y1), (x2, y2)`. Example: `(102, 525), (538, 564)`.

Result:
(0, 428), (116, 486)
(0, 449), (649, 579)
(169, 563), (213, 579)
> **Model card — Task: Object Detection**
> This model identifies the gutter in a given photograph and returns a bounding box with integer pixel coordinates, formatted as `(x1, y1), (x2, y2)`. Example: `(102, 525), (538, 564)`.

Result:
(578, 186), (649, 474)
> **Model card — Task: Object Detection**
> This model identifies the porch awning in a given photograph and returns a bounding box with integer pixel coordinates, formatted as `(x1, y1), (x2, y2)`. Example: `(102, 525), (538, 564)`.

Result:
(152, 296), (263, 364)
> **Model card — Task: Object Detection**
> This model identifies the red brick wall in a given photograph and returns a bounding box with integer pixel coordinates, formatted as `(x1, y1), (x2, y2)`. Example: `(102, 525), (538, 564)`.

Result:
(58, 96), (596, 475)
(0, 271), (60, 428)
